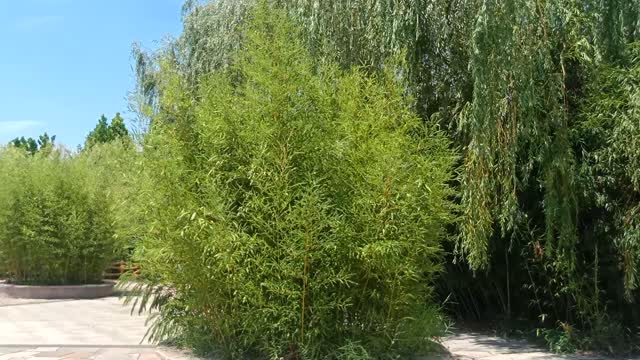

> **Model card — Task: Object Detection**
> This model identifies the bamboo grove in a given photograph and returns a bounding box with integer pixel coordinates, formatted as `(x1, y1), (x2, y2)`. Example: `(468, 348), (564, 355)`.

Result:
(122, 0), (640, 356)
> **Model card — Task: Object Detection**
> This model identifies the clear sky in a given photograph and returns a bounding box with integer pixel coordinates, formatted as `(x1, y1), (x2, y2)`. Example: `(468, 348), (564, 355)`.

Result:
(0, 0), (184, 148)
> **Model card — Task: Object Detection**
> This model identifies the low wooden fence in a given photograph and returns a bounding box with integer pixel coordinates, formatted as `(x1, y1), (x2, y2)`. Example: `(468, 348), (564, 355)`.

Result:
(104, 261), (140, 280)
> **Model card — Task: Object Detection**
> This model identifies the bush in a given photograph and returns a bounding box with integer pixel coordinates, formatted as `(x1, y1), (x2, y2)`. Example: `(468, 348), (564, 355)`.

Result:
(79, 140), (146, 260)
(0, 148), (114, 285)
(130, 5), (457, 359)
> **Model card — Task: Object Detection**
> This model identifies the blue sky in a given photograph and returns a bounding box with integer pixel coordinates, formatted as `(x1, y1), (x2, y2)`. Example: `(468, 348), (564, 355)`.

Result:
(0, 0), (184, 148)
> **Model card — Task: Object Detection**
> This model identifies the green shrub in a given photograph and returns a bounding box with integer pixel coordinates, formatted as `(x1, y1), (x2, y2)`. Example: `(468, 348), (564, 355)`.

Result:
(538, 326), (578, 354)
(129, 5), (457, 359)
(78, 140), (146, 260)
(0, 148), (114, 285)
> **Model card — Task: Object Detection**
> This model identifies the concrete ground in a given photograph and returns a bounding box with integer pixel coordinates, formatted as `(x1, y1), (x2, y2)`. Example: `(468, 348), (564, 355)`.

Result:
(0, 296), (635, 359)
(441, 332), (637, 360)
(0, 297), (194, 359)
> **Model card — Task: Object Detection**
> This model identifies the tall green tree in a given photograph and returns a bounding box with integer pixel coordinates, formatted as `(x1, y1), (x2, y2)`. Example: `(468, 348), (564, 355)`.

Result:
(85, 113), (131, 148)
(86, 115), (111, 146)
(10, 133), (56, 155)
(109, 113), (129, 139)
(134, 0), (479, 125)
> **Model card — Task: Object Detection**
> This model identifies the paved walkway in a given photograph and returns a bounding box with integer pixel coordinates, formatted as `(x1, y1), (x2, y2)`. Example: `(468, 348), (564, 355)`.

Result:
(0, 297), (635, 359)
(442, 332), (637, 360)
(0, 346), (192, 360)
(0, 298), (149, 345)
(0, 297), (194, 359)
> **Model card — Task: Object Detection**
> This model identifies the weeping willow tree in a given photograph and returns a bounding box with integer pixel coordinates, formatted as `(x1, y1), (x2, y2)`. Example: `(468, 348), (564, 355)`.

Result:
(459, 0), (578, 271)
(134, 0), (478, 124)
(460, 0), (640, 266)
(456, 0), (640, 331)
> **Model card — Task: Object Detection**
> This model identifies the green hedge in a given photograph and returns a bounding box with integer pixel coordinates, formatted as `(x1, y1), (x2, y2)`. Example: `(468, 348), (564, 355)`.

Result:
(0, 148), (114, 285)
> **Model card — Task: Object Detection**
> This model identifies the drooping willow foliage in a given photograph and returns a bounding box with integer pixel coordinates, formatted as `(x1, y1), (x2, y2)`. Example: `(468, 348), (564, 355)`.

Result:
(460, 0), (639, 268)
(453, 0), (640, 332)
(134, 0), (477, 122)
(460, 0), (578, 271)
(131, 0), (640, 351)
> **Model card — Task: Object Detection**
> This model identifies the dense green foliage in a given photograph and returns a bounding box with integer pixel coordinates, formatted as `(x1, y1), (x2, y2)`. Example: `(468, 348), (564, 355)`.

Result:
(0, 148), (115, 285)
(577, 43), (640, 298)
(130, 0), (640, 354)
(135, 0), (476, 122)
(128, 7), (456, 359)
(85, 113), (131, 149)
(0, 0), (638, 356)
(10, 133), (56, 155)
(451, 2), (640, 345)
(79, 141), (144, 259)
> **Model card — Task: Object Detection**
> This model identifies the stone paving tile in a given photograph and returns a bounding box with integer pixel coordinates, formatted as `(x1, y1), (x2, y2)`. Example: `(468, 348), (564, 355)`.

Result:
(138, 352), (163, 360)
(0, 298), (151, 346)
(0, 347), (196, 360)
(0, 349), (28, 356)
(4, 295), (636, 360)
(31, 350), (74, 357)
(0, 294), (201, 360)
(59, 352), (94, 359)
(441, 333), (640, 360)
(0, 338), (635, 360)
(0, 351), (39, 360)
